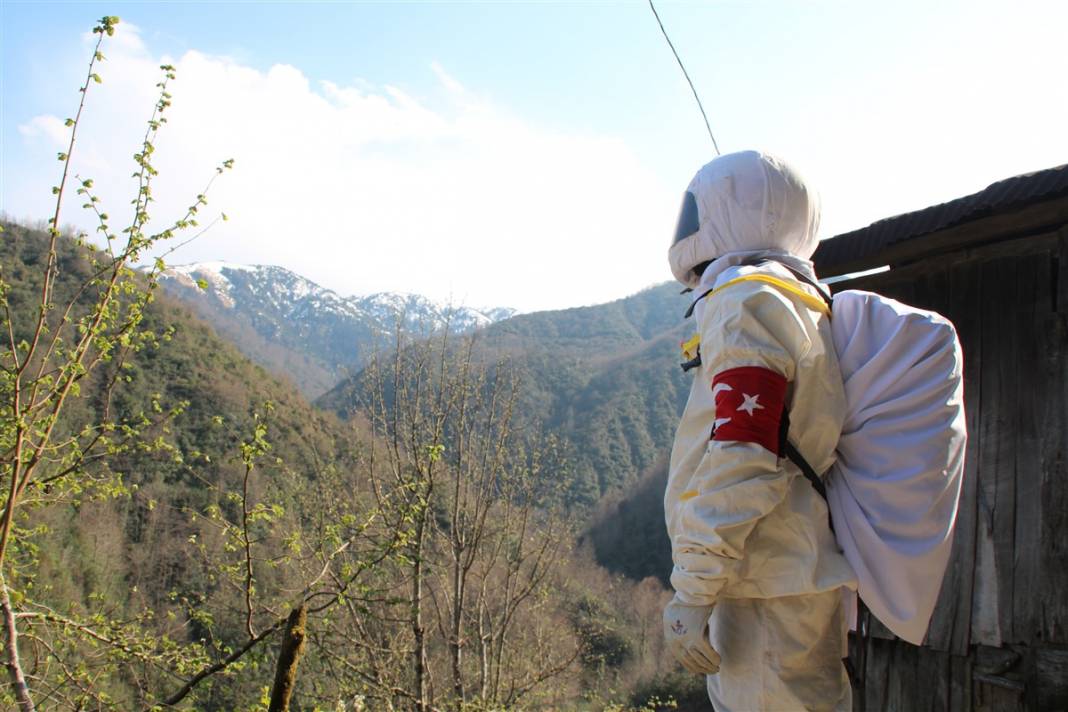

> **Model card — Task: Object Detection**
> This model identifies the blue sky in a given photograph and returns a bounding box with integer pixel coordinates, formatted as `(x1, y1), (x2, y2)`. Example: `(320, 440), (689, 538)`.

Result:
(3, 1), (1067, 311)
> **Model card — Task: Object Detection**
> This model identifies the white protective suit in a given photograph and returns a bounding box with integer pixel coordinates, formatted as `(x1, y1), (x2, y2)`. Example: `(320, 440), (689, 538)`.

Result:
(665, 151), (857, 711)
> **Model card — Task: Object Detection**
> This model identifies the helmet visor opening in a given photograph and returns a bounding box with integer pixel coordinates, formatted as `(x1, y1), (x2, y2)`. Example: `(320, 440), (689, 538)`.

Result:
(673, 191), (700, 245)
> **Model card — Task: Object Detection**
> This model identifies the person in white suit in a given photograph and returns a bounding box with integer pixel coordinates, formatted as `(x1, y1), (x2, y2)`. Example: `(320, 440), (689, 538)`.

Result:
(662, 151), (857, 711)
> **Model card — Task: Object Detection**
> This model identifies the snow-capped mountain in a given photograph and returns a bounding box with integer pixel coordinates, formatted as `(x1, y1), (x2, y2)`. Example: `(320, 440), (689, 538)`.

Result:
(156, 262), (516, 397)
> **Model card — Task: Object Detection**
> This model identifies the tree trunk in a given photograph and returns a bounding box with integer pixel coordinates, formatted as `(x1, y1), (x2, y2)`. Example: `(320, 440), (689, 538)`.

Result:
(450, 546), (465, 709)
(477, 599), (489, 703)
(0, 575), (34, 712)
(412, 515), (429, 712)
(268, 603), (307, 712)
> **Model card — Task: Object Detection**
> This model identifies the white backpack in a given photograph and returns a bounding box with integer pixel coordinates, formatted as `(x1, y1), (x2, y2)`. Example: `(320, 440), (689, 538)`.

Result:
(778, 278), (967, 645)
(684, 266), (968, 644)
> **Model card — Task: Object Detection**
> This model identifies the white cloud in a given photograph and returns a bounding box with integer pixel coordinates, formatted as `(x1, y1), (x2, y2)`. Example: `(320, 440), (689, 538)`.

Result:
(11, 22), (674, 312)
(18, 115), (68, 145)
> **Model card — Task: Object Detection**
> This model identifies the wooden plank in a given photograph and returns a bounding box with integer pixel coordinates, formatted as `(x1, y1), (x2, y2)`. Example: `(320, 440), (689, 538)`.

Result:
(1039, 230), (1068, 642)
(883, 640), (916, 711)
(970, 645), (1026, 710)
(1035, 647), (1068, 710)
(950, 258), (982, 656)
(951, 229), (1061, 265)
(962, 255), (1003, 654)
(948, 653), (973, 711)
(1011, 252), (1046, 643)
(971, 257), (1015, 648)
(927, 259), (980, 655)
(863, 637), (892, 712)
(973, 674), (1027, 711)
(1059, 227), (1068, 314)
(875, 642), (952, 712)
(915, 645), (951, 712)
(990, 256), (1019, 646)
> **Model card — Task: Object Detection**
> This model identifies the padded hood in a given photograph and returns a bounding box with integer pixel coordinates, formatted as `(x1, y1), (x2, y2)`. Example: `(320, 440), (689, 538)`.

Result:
(668, 151), (821, 288)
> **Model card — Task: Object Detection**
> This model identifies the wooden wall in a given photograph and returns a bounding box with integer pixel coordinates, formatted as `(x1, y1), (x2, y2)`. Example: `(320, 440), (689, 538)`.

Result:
(837, 225), (1068, 711)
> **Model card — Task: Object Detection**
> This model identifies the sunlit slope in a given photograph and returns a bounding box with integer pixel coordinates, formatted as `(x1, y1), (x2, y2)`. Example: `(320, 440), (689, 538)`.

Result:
(320, 281), (694, 503)
(158, 262), (515, 398)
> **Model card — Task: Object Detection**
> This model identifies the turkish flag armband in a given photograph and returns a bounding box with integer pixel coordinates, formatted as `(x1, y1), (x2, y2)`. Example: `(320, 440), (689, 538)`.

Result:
(710, 367), (788, 455)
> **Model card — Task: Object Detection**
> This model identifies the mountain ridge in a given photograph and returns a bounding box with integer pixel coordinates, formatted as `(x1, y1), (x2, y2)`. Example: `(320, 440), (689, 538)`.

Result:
(160, 257), (691, 562)
(318, 279), (694, 504)
(157, 261), (517, 397)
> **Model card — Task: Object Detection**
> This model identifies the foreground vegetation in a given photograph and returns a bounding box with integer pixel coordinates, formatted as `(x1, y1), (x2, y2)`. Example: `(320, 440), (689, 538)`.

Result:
(0, 16), (708, 710)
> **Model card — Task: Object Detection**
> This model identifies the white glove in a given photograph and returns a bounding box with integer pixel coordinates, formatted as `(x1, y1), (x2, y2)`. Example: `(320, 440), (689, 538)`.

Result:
(663, 597), (720, 675)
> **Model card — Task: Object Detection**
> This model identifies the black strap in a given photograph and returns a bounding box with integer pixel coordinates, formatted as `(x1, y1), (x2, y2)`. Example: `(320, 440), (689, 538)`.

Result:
(682, 258), (768, 319)
(683, 287), (716, 319)
(777, 263), (834, 310)
(778, 407), (833, 533)
(783, 440), (829, 503)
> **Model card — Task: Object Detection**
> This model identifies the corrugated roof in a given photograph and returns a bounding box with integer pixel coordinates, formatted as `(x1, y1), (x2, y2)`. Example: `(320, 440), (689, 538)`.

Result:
(814, 163), (1068, 275)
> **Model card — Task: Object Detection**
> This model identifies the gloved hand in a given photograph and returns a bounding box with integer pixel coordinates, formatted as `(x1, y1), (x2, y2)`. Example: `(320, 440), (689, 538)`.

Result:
(663, 597), (720, 675)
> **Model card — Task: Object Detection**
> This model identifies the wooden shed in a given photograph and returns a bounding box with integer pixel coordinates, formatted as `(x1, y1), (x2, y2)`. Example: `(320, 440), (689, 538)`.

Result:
(813, 164), (1068, 711)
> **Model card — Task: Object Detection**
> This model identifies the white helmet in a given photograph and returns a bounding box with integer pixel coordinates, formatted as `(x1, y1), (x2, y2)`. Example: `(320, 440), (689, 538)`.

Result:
(668, 150), (821, 288)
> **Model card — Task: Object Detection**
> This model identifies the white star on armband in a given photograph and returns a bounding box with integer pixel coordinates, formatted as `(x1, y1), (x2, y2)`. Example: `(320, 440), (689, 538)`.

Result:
(737, 393), (764, 416)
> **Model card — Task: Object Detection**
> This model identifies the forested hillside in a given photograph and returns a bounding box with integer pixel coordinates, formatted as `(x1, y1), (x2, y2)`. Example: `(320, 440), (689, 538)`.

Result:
(157, 256), (694, 589)
(156, 258), (695, 508)
(0, 221), (704, 710)
(2, 221), (372, 706)
(585, 459), (675, 586)
(320, 282), (695, 506)
(157, 262), (514, 398)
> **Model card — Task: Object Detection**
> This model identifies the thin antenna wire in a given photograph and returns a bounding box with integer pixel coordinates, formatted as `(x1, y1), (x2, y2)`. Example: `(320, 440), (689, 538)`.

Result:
(648, 0), (721, 156)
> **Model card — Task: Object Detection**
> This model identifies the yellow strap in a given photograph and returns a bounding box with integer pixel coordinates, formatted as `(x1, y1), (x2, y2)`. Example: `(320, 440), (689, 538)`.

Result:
(679, 489), (699, 502)
(680, 333), (701, 361)
(705, 274), (832, 317)
(681, 276), (829, 361)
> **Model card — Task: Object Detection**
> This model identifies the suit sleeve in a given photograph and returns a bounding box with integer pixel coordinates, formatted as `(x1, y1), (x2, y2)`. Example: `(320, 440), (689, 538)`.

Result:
(670, 285), (813, 606)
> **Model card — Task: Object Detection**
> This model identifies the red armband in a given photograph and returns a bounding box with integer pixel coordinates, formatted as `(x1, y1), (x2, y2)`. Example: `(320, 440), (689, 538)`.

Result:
(710, 366), (787, 455)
